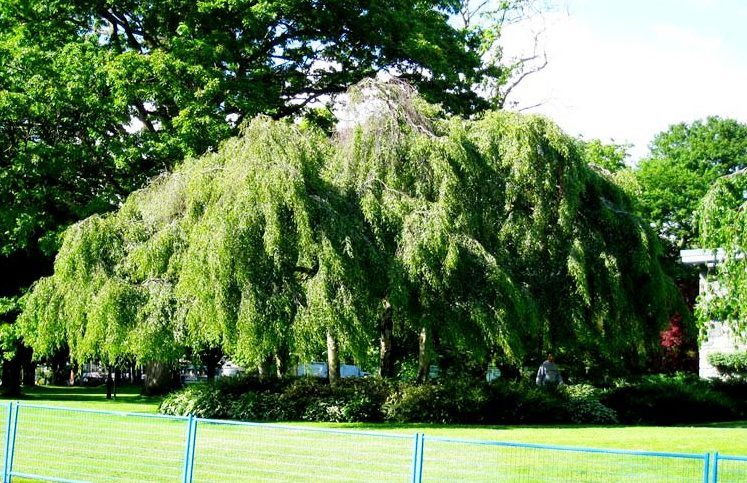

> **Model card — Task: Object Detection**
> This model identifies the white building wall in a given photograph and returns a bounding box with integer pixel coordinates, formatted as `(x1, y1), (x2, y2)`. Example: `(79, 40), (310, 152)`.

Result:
(699, 322), (747, 378)
(680, 249), (745, 379)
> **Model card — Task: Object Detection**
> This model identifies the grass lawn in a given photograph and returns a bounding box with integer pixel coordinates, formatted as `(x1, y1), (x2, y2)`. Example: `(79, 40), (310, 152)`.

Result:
(3, 384), (747, 454)
(1, 384), (745, 482)
(306, 421), (747, 455)
(0, 383), (163, 413)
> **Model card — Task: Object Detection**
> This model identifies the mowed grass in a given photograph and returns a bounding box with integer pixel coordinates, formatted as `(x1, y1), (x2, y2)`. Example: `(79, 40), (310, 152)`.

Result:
(0, 383), (164, 413)
(1, 384), (745, 482)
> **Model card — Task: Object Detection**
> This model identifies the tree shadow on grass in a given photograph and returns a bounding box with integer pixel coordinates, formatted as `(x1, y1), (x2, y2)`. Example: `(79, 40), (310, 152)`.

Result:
(5, 384), (158, 405)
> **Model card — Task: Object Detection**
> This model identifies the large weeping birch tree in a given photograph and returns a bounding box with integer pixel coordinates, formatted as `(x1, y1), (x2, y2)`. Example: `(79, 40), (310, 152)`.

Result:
(19, 81), (678, 385)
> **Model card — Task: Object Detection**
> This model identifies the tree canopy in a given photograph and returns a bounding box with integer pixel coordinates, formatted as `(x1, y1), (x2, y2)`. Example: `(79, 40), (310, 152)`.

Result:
(635, 117), (747, 249)
(696, 168), (747, 342)
(0, 0), (548, 388)
(19, 82), (678, 379)
(0, 0), (539, 258)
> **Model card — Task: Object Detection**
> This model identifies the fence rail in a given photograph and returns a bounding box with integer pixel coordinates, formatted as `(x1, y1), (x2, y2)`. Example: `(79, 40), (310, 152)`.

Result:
(0, 401), (741, 482)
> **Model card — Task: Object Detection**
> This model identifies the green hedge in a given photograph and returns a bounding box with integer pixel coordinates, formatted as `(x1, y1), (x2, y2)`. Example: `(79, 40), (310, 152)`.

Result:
(708, 351), (747, 376)
(601, 374), (743, 425)
(159, 377), (619, 425)
(160, 374), (747, 425)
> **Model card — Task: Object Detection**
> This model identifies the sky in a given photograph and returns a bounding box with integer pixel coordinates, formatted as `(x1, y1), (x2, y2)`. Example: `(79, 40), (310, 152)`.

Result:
(502, 0), (747, 162)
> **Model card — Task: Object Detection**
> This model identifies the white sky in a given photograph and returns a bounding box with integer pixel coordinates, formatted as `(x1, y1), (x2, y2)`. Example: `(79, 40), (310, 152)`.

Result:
(502, 0), (747, 162)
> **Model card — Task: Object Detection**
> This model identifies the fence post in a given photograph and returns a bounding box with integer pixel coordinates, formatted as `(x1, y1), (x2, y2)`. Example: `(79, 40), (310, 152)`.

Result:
(3, 402), (19, 483)
(182, 415), (197, 483)
(2, 402), (13, 483)
(710, 452), (718, 483)
(410, 433), (424, 483)
(416, 433), (425, 483)
(410, 433), (420, 483)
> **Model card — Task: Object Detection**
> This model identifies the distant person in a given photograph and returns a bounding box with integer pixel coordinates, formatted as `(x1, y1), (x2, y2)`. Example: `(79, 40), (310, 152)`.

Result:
(536, 353), (563, 386)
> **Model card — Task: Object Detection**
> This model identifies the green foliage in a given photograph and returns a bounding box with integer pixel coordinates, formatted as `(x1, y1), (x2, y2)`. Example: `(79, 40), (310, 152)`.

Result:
(0, 0), (531, 260)
(581, 139), (630, 174)
(160, 376), (624, 425)
(158, 384), (228, 418)
(636, 117), (747, 248)
(19, 82), (677, 377)
(601, 374), (740, 425)
(160, 376), (391, 422)
(1, 1), (543, 385)
(707, 351), (747, 376)
(383, 380), (485, 424)
(559, 384), (618, 424)
(160, 374), (747, 426)
(696, 169), (747, 340)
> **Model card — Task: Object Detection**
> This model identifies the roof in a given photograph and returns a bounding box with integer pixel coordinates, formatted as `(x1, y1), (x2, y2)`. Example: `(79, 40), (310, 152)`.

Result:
(680, 248), (726, 267)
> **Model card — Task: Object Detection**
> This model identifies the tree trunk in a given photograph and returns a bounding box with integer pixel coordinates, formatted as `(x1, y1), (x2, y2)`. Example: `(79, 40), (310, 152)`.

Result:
(142, 361), (177, 395)
(201, 348), (222, 383)
(379, 299), (394, 378)
(2, 353), (22, 397)
(416, 326), (430, 383)
(19, 344), (36, 387)
(50, 349), (71, 385)
(106, 368), (113, 400)
(275, 350), (287, 379)
(206, 358), (218, 382)
(326, 330), (340, 385)
(129, 360), (138, 384)
(257, 356), (272, 381)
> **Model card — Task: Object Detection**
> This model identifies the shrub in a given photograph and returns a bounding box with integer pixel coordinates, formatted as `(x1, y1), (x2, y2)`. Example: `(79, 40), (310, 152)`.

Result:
(383, 382), (457, 423)
(160, 373), (741, 425)
(601, 374), (738, 425)
(560, 384), (618, 424)
(483, 382), (567, 424)
(708, 378), (747, 418)
(708, 351), (747, 377)
(159, 384), (229, 418)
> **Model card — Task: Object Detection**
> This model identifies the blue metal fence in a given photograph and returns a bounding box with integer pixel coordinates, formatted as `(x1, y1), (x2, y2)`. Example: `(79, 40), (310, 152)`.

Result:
(0, 401), (740, 482)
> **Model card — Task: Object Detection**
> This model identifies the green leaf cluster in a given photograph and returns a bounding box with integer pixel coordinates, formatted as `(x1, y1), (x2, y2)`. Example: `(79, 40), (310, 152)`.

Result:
(707, 351), (747, 376)
(696, 169), (747, 341)
(636, 117), (747, 248)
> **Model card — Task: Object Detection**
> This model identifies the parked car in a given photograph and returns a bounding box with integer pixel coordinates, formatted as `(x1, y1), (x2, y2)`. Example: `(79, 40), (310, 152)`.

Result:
(296, 362), (369, 378)
(219, 361), (245, 377)
(80, 372), (106, 385)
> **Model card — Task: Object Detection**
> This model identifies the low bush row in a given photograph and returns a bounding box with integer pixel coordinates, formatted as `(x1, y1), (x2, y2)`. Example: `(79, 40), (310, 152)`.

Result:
(159, 373), (747, 425)
(707, 351), (747, 377)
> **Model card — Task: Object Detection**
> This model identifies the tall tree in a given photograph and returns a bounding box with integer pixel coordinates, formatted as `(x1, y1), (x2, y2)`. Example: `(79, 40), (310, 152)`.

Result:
(1, 0), (545, 389)
(635, 117), (747, 249)
(19, 81), (678, 380)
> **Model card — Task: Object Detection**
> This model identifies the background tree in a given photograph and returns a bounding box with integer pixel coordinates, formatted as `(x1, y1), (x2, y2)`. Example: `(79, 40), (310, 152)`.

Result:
(635, 117), (747, 250)
(633, 117), (747, 373)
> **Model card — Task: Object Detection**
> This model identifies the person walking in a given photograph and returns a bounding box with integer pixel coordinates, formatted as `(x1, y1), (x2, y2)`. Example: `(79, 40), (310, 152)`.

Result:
(536, 353), (563, 386)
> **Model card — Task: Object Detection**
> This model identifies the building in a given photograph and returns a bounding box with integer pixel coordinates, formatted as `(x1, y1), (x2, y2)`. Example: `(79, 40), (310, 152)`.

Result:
(681, 248), (747, 378)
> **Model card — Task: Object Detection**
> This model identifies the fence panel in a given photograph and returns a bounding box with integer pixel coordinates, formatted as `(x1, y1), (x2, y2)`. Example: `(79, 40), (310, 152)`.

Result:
(191, 419), (414, 482)
(713, 453), (747, 483)
(421, 437), (709, 482)
(10, 404), (188, 482)
(1, 403), (745, 482)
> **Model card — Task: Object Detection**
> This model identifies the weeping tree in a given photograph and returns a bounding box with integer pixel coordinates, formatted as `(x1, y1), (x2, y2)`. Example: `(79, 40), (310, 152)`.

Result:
(330, 80), (678, 378)
(695, 169), (747, 342)
(19, 118), (383, 387)
(19, 81), (678, 386)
